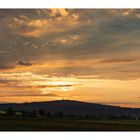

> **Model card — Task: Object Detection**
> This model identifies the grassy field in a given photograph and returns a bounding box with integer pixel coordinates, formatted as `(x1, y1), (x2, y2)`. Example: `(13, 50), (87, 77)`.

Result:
(0, 117), (140, 131)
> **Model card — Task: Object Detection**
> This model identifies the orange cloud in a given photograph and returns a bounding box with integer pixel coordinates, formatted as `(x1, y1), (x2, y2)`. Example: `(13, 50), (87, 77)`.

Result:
(100, 58), (137, 64)
(0, 57), (138, 73)
(50, 9), (69, 17)
(18, 29), (42, 38)
(54, 34), (81, 46)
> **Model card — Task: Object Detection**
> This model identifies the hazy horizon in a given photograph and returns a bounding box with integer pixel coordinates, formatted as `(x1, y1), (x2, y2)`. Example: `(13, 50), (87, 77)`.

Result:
(0, 9), (140, 108)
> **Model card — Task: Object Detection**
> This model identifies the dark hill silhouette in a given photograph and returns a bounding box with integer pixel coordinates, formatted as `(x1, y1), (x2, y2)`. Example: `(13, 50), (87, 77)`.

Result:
(0, 100), (140, 117)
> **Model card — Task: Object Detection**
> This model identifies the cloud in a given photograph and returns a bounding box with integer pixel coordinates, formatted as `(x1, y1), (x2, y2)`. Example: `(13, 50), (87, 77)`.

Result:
(1, 9), (140, 105)
(0, 65), (14, 70)
(1, 9), (140, 81)
(1, 84), (75, 89)
(9, 9), (79, 38)
(49, 9), (69, 17)
(0, 72), (79, 94)
(18, 61), (32, 66)
(0, 93), (58, 97)
(122, 9), (135, 16)
(99, 58), (137, 64)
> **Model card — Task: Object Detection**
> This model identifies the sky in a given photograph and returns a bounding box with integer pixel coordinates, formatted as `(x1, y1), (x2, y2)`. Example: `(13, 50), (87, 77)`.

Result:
(0, 9), (140, 107)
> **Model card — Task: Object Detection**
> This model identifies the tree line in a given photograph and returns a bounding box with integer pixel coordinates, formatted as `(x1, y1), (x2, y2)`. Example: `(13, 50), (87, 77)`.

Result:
(5, 107), (64, 118)
(0, 107), (140, 120)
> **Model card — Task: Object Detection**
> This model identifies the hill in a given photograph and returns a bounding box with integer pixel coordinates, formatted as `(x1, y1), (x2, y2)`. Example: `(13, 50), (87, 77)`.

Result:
(0, 100), (140, 118)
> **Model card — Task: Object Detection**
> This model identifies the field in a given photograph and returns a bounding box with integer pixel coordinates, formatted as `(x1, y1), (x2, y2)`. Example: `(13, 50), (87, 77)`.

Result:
(0, 117), (140, 131)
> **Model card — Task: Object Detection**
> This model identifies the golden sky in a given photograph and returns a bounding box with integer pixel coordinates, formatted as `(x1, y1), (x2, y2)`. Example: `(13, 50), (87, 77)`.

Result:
(0, 9), (140, 107)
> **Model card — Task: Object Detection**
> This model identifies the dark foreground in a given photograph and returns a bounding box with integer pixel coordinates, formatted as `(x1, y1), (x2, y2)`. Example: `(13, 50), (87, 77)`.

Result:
(0, 118), (140, 131)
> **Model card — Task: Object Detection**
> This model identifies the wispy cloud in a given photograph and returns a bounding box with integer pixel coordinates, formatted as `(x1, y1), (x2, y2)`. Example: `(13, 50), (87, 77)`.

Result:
(99, 58), (137, 64)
